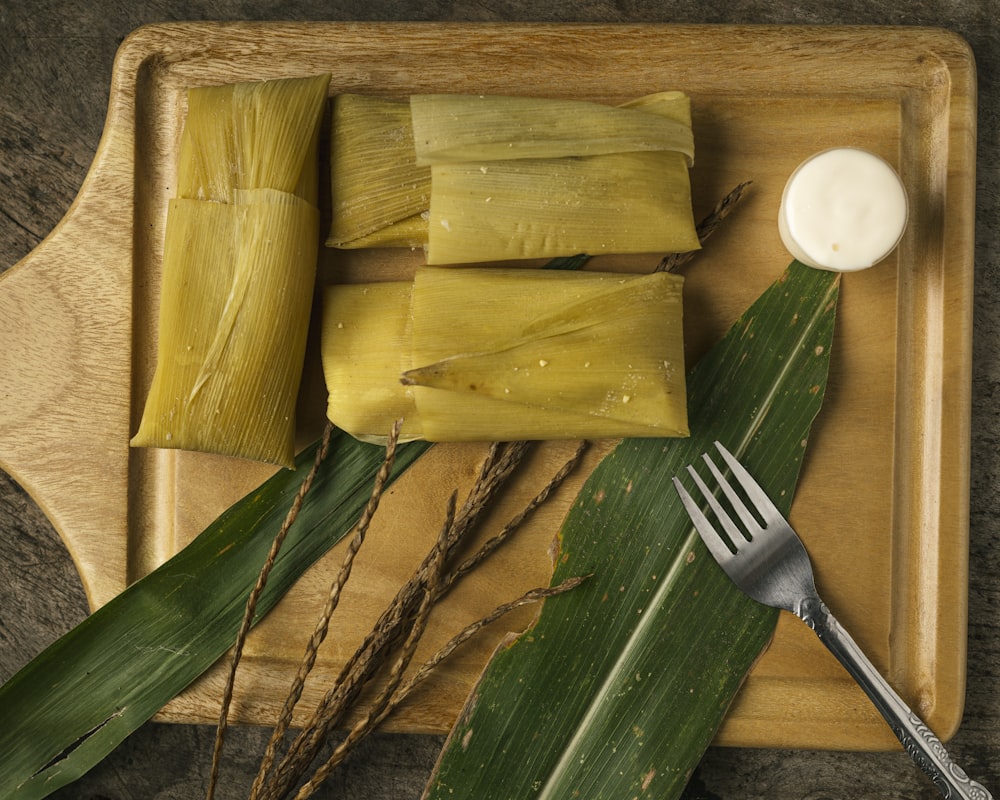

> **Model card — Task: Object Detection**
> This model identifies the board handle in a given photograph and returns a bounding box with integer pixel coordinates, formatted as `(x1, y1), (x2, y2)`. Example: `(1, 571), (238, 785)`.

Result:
(0, 54), (140, 610)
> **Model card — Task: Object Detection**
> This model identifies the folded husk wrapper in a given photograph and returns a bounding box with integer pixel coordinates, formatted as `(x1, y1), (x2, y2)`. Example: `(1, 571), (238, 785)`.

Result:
(424, 150), (698, 264)
(410, 91), (694, 165)
(131, 191), (319, 466)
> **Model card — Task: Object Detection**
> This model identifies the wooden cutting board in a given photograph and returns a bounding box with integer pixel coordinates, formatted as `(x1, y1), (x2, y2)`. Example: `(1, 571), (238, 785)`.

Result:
(0, 22), (976, 750)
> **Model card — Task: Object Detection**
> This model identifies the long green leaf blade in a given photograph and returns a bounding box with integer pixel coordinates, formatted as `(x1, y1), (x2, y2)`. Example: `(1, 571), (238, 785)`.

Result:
(0, 432), (429, 800)
(424, 262), (841, 800)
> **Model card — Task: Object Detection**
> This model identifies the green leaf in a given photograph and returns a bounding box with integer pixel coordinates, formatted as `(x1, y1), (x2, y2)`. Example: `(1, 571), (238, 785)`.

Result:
(424, 261), (841, 800)
(0, 432), (430, 800)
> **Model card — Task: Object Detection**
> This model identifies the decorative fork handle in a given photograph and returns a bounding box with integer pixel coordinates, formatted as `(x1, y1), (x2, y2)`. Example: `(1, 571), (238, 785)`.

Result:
(800, 596), (991, 800)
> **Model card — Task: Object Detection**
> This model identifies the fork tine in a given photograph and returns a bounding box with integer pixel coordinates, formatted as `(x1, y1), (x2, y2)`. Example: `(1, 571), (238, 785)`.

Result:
(712, 441), (784, 525)
(685, 464), (749, 551)
(701, 451), (765, 538)
(671, 477), (736, 565)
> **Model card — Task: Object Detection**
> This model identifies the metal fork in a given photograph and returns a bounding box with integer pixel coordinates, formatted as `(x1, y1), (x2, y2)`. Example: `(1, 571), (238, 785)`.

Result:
(673, 441), (991, 800)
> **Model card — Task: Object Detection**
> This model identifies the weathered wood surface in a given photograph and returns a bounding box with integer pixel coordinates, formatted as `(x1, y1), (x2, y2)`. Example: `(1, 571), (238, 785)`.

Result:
(1, 2), (997, 799)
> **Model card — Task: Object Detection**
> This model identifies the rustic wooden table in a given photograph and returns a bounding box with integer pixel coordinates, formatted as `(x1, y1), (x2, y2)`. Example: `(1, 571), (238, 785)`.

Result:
(1, 2), (997, 799)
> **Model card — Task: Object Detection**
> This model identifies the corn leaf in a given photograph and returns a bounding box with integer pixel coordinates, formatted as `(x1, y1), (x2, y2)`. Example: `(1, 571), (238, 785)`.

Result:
(0, 432), (430, 800)
(423, 261), (841, 800)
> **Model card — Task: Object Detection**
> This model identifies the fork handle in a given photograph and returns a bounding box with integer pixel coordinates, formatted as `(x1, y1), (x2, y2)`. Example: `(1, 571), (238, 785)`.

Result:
(802, 597), (991, 800)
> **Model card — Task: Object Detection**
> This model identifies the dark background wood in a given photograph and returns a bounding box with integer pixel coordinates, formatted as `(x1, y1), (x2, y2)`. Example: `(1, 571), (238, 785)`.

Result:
(2, 2), (997, 798)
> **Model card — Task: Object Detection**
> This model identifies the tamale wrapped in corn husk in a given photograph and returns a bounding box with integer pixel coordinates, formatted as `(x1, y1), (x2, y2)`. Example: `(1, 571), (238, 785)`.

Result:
(321, 267), (688, 443)
(326, 92), (700, 264)
(131, 73), (330, 467)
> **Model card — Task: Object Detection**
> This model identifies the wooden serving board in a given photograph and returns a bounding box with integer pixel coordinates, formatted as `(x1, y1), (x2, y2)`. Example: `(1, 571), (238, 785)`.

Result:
(0, 23), (976, 750)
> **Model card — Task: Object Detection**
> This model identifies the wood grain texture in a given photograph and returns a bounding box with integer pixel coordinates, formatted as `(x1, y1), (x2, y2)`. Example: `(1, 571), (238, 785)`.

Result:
(0, 4), (997, 800)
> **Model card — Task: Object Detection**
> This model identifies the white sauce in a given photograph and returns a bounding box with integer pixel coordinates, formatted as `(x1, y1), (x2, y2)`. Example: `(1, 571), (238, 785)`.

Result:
(778, 147), (908, 272)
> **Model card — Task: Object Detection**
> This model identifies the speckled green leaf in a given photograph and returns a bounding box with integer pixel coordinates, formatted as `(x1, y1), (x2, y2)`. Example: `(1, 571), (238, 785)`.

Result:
(424, 261), (841, 800)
